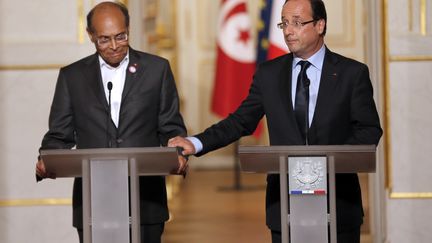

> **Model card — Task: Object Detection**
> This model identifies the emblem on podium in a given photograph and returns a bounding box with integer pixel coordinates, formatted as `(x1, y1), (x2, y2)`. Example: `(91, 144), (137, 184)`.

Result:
(289, 157), (327, 195)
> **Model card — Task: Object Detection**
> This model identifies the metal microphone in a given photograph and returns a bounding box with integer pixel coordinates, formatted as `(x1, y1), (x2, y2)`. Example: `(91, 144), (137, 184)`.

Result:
(108, 81), (113, 92)
(107, 81), (113, 147)
(304, 78), (310, 145)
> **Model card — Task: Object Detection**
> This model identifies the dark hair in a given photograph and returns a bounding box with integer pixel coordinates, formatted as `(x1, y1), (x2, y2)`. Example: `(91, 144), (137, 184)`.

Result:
(284, 0), (327, 36)
(86, 1), (130, 33)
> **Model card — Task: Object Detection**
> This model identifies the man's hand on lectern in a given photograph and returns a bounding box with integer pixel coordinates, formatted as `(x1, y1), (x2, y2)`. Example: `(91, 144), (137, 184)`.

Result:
(168, 136), (196, 155)
(169, 136), (197, 177)
(35, 158), (56, 181)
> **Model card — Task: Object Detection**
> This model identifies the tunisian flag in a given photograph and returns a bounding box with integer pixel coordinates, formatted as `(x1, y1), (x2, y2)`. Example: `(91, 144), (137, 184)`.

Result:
(212, 0), (262, 138)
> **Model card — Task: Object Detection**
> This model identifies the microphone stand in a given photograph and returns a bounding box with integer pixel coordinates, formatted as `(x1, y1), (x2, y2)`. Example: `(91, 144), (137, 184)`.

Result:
(107, 81), (113, 148)
(304, 78), (310, 145)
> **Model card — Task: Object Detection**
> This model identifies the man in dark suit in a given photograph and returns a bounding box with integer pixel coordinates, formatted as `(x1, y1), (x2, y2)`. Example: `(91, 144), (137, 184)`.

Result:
(168, 0), (382, 242)
(35, 2), (187, 243)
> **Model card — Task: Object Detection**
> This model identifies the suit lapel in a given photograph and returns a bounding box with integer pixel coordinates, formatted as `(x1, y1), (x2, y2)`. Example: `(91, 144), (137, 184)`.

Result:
(84, 54), (109, 111)
(278, 54), (295, 117)
(309, 48), (340, 137)
(121, 48), (142, 102)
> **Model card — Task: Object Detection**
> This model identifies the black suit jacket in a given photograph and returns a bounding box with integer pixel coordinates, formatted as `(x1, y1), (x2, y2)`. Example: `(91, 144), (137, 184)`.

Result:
(195, 47), (382, 231)
(40, 48), (187, 228)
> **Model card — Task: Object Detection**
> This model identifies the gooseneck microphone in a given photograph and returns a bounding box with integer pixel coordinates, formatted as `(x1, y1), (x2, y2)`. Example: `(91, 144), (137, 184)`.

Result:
(303, 78), (310, 145)
(107, 81), (113, 148)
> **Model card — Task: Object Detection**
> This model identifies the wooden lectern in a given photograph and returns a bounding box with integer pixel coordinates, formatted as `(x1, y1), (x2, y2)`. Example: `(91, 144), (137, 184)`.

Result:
(238, 145), (376, 243)
(40, 147), (180, 243)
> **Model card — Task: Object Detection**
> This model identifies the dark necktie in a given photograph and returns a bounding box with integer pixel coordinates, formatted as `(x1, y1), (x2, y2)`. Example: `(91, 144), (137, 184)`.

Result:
(294, 60), (311, 145)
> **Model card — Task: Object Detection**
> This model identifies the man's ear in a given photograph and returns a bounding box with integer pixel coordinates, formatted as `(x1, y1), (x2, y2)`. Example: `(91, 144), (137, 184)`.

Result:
(317, 19), (325, 35)
(87, 28), (95, 43)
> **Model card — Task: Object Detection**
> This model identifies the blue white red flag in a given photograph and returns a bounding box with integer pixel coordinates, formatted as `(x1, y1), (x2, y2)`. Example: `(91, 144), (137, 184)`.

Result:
(257, 0), (289, 64)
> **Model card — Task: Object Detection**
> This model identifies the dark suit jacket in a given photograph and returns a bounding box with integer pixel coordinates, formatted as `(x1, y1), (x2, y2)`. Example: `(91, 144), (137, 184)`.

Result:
(195, 47), (382, 232)
(40, 48), (187, 228)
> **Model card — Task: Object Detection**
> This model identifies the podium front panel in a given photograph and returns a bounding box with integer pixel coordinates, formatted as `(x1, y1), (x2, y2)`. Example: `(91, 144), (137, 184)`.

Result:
(289, 157), (328, 243)
(91, 159), (130, 243)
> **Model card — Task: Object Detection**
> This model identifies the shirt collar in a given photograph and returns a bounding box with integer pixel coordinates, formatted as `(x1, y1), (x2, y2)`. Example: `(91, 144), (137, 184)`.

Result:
(293, 44), (326, 71)
(98, 50), (130, 70)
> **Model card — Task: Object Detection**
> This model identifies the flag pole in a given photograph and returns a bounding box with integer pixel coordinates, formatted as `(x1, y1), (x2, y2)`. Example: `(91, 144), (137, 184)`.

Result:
(233, 140), (241, 190)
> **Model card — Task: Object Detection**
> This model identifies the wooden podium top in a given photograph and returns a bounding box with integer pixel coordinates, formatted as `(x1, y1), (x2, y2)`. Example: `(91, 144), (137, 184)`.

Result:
(40, 147), (179, 177)
(238, 145), (376, 174)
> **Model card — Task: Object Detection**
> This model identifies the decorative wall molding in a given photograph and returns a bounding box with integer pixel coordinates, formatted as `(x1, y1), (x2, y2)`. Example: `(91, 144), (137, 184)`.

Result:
(0, 198), (72, 207)
(389, 55), (432, 62)
(383, 0), (432, 199)
(325, 0), (356, 47)
(0, 64), (64, 70)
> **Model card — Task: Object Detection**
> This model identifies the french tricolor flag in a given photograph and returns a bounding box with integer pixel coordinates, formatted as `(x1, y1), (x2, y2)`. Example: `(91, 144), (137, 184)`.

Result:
(291, 190), (326, 195)
(256, 0), (289, 65)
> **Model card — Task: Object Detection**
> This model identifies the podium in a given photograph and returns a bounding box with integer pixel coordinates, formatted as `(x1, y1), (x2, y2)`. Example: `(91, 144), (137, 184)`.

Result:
(40, 147), (180, 243)
(238, 145), (376, 243)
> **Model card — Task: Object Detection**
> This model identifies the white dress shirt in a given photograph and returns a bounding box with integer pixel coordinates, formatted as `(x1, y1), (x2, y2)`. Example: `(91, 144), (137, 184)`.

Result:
(99, 53), (129, 127)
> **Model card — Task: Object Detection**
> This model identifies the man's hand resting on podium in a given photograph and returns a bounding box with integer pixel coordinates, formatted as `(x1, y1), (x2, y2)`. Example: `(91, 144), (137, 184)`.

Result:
(35, 158), (56, 181)
(176, 152), (188, 178)
(168, 136), (196, 156)
(169, 136), (197, 178)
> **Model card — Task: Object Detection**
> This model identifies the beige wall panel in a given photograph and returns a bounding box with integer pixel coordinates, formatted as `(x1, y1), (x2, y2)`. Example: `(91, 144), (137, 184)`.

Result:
(388, 62), (432, 192)
(176, 0), (201, 135)
(0, 207), (76, 242)
(197, 0), (218, 51)
(385, 0), (432, 242)
(0, 70), (76, 243)
(386, 0), (432, 194)
(325, 0), (364, 61)
(388, 200), (432, 243)
(0, 1), (105, 243)
(326, 0), (354, 44)
(0, 1), (77, 42)
(0, 0), (95, 67)
(388, 0), (432, 56)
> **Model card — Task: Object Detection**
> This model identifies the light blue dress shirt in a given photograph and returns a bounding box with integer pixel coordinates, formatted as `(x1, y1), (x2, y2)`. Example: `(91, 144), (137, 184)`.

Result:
(292, 44), (325, 127)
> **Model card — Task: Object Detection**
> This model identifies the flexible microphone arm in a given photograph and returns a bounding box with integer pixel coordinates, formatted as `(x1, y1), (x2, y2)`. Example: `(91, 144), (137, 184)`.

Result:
(107, 81), (113, 148)
(303, 78), (310, 145)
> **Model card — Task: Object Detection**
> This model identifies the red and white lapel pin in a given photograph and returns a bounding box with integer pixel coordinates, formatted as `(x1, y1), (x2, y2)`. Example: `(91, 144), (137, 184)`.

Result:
(128, 63), (137, 73)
